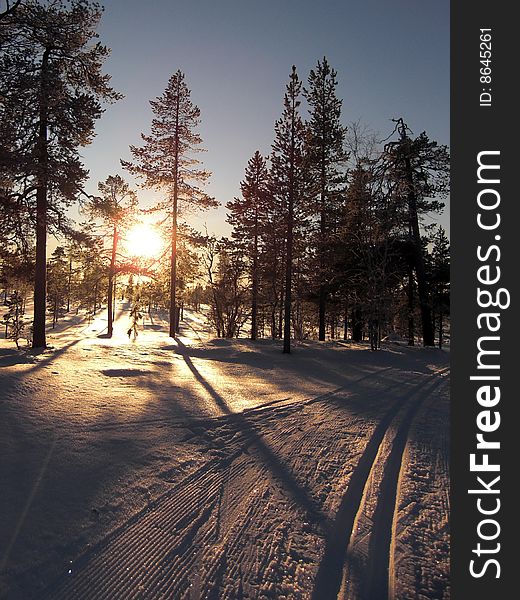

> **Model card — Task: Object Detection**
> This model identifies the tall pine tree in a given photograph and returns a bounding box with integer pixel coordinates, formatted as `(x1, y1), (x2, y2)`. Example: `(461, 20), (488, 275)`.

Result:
(304, 57), (348, 340)
(122, 70), (216, 338)
(226, 151), (271, 340)
(0, 0), (121, 348)
(271, 66), (307, 354)
(87, 175), (137, 338)
(382, 119), (449, 346)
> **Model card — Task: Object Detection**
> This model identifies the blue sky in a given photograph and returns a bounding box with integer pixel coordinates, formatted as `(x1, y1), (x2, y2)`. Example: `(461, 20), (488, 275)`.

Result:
(81, 0), (450, 235)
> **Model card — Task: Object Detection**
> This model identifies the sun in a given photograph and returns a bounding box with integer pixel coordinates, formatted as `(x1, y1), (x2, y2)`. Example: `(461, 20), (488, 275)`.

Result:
(125, 223), (163, 259)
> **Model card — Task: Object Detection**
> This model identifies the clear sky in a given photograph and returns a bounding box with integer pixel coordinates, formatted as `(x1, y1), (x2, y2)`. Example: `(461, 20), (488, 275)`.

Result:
(80, 0), (450, 236)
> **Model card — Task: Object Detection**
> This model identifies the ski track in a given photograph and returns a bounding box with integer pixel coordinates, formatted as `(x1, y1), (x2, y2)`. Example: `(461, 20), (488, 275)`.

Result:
(311, 366), (449, 600)
(389, 378), (450, 600)
(37, 369), (448, 600)
(1, 307), (450, 600)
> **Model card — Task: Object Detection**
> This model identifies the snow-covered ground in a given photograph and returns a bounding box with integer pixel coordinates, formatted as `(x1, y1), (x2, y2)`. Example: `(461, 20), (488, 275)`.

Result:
(0, 303), (449, 599)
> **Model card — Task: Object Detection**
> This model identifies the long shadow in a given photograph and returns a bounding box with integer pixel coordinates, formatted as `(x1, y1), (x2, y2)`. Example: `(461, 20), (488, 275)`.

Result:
(0, 383), (201, 600)
(0, 347), (34, 368)
(175, 338), (329, 526)
(1, 318), (448, 599)
(0, 339), (81, 372)
(32, 339), (332, 599)
(363, 375), (449, 600)
(175, 340), (447, 383)
(101, 368), (151, 378)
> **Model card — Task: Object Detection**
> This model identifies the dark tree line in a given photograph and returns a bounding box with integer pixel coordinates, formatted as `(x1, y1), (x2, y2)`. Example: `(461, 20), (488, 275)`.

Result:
(224, 62), (450, 351)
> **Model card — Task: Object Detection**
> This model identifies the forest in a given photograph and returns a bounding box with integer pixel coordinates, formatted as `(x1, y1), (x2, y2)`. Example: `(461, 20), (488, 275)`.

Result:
(0, 3), (453, 599)
(0, 0), (450, 354)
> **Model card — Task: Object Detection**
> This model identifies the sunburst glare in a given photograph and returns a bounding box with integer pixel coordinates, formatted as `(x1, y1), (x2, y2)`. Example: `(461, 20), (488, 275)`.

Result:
(125, 223), (163, 258)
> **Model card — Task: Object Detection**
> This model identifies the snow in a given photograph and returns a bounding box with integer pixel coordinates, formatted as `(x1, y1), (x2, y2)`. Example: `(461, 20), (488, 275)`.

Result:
(0, 303), (449, 599)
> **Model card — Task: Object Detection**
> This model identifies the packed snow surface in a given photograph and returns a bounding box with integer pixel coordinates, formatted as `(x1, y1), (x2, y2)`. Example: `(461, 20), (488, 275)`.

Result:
(0, 304), (449, 599)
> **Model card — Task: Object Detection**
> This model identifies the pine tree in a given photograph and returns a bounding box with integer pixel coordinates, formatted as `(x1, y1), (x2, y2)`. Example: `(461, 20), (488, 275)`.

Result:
(304, 57), (348, 340)
(271, 66), (307, 354)
(170, 223), (202, 318)
(47, 246), (68, 328)
(430, 226), (450, 348)
(2, 290), (26, 348)
(0, 0), (121, 348)
(260, 192), (286, 339)
(122, 70), (216, 338)
(87, 175), (137, 337)
(338, 162), (372, 341)
(382, 119), (449, 346)
(207, 240), (249, 339)
(227, 151), (271, 340)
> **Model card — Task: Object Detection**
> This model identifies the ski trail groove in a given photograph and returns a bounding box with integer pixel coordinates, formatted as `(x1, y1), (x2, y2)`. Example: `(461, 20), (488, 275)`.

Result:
(311, 367), (449, 600)
(44, 459), (225, 599)
(363, 373), (449, 600)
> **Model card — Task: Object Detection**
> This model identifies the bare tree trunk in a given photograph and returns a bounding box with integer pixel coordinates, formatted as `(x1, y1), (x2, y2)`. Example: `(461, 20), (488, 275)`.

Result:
(251, 209), (259, 341)
(113, 275), (116, 321)
(352, 306), (363, 342)
(169, 190), (178, 338)
(169, 93), (180, 339)
(318, 285), (326, 341)
(283, 194), (293, 354)
(283, 105), (296, 354)
(93, 281), (98, 315)
(66, 256), (72, 312)
(318, 101), (328, 341)
(107, 225), (118, 337)
(318, 203), (326, 340)
(278, 293), (284, 339)
(407, 263), (415, 346)
(33, 184), (47, 347)
(32, 49), (51, 349)
(53, 297), (57, 329)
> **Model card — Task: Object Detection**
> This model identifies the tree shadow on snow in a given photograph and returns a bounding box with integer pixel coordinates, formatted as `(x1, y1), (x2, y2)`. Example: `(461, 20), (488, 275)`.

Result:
(100, 368), (152, 378)
(0, 340), (81, 370)
(175, 338), (329, 527)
